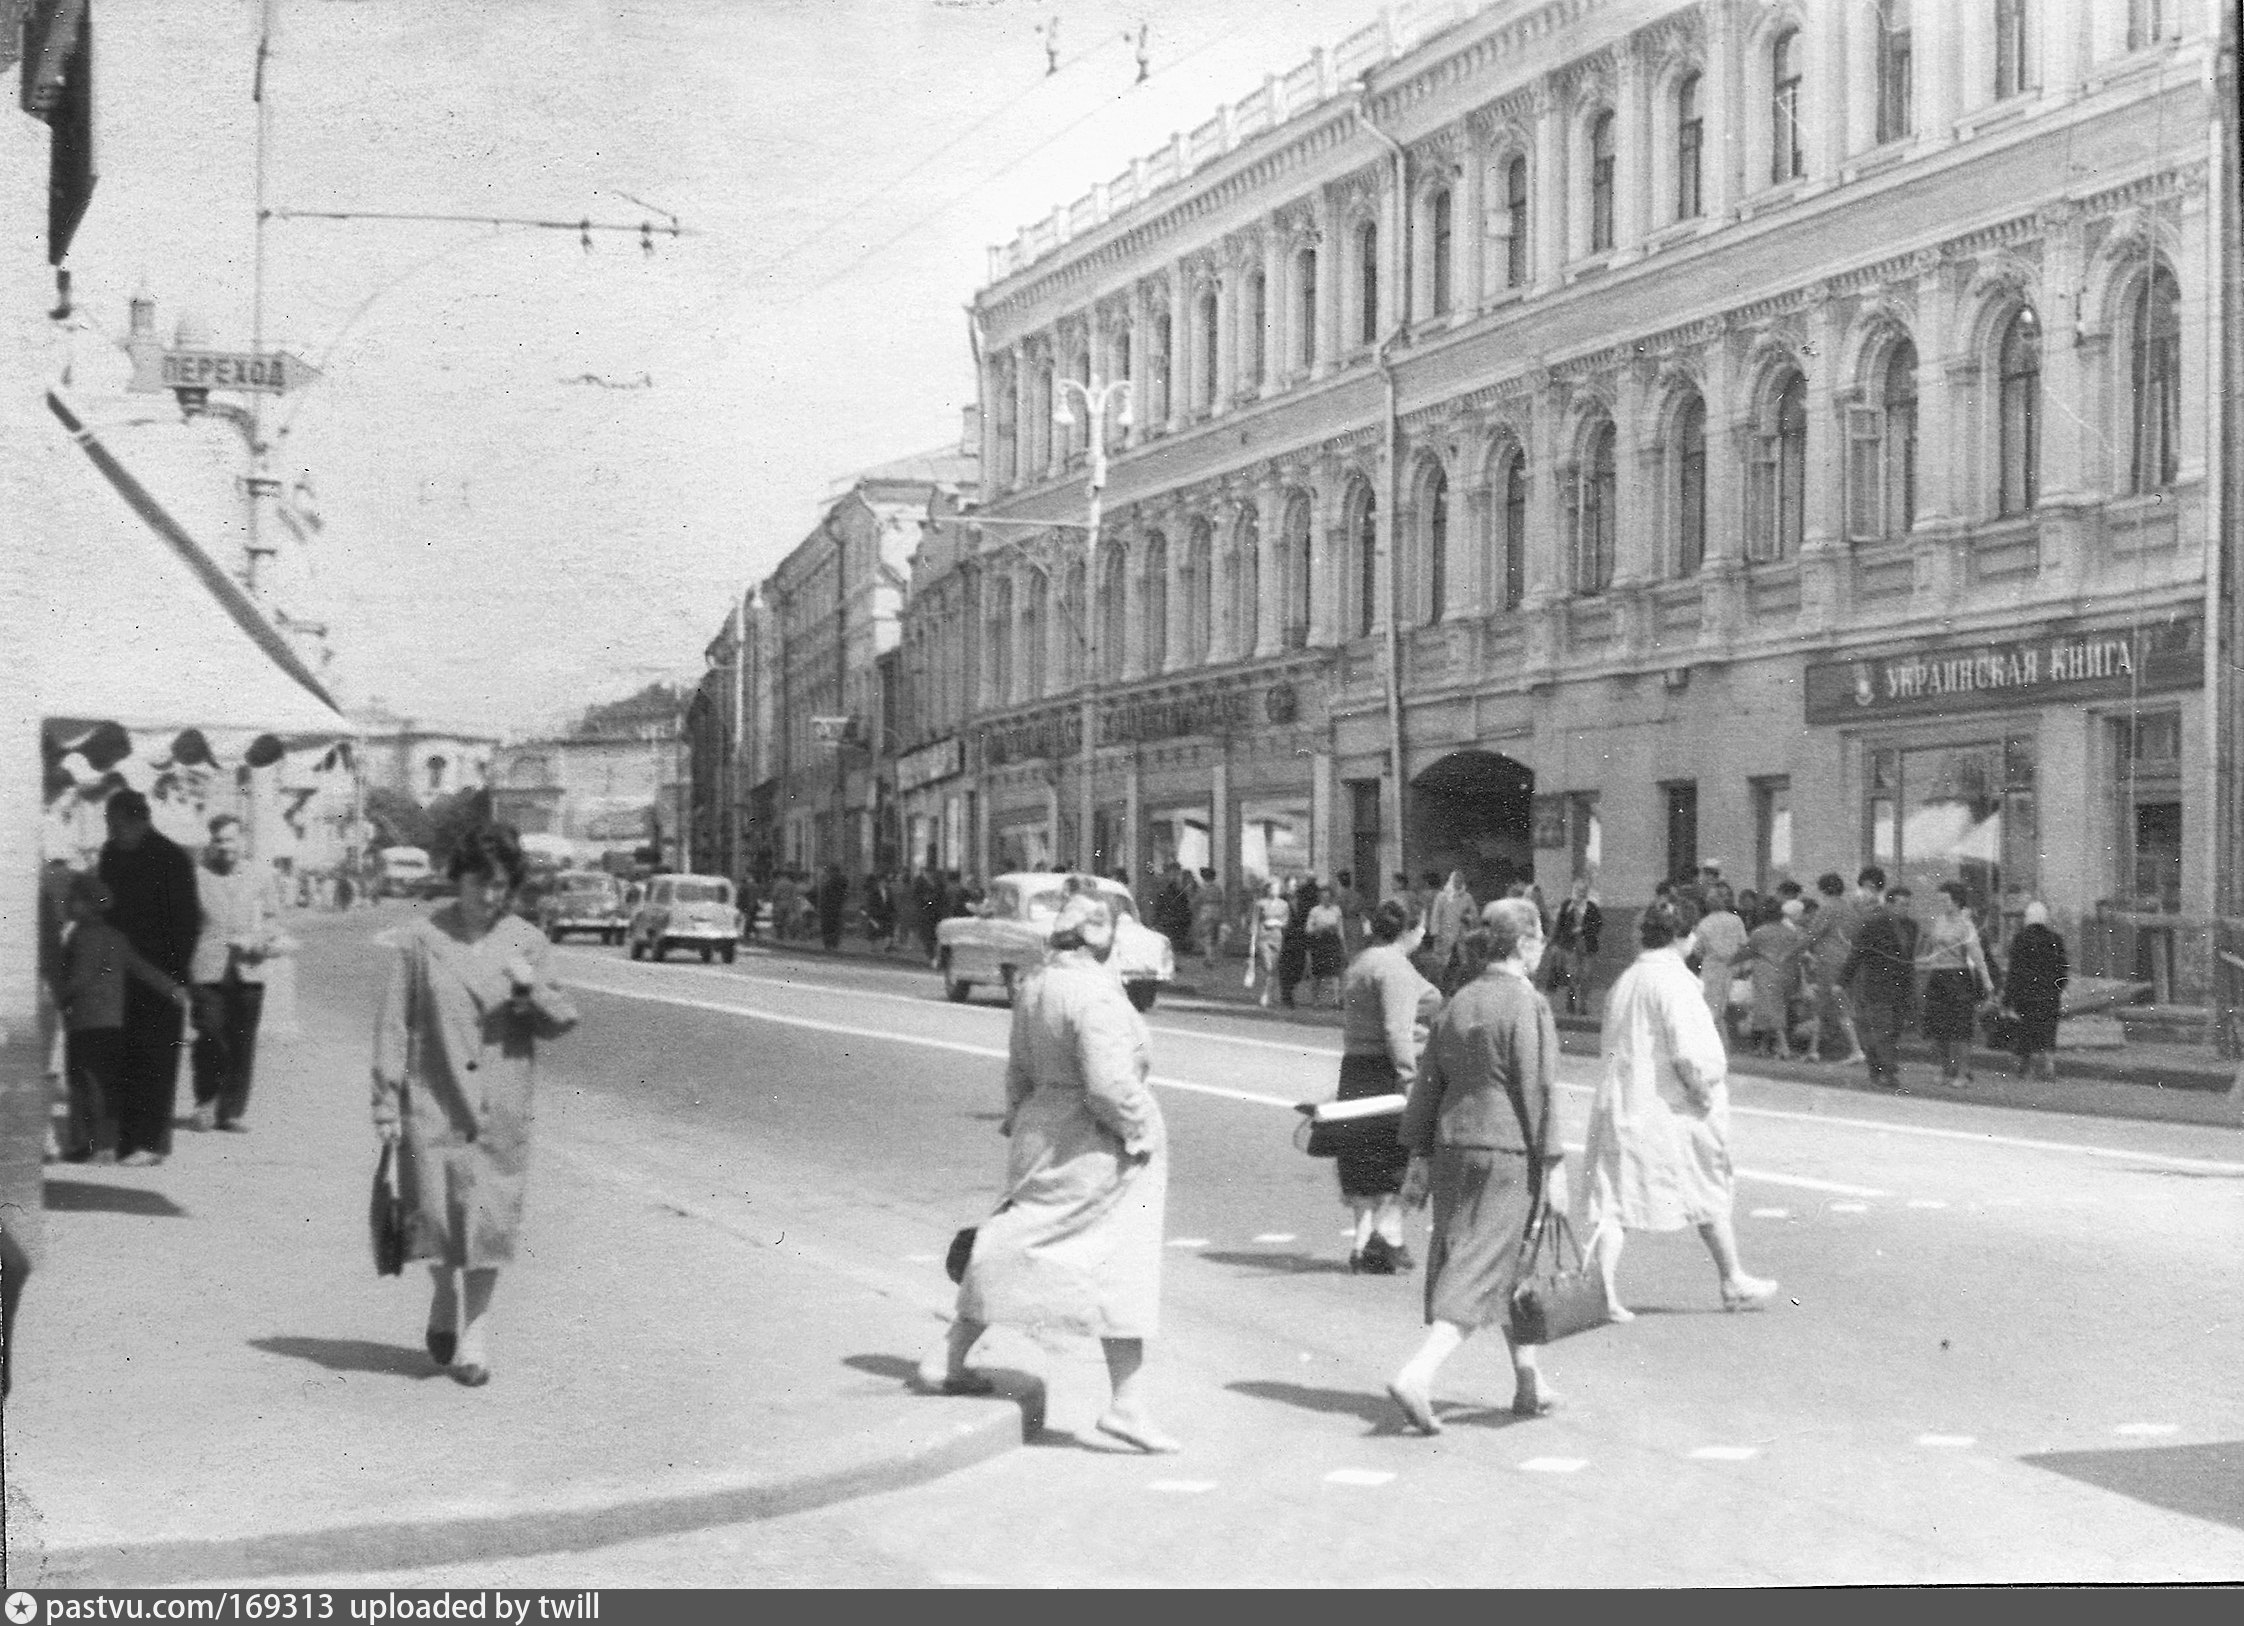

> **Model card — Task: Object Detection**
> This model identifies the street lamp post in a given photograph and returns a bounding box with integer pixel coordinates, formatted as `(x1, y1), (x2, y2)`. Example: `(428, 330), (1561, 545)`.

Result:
(1051, 374), (1133, 876)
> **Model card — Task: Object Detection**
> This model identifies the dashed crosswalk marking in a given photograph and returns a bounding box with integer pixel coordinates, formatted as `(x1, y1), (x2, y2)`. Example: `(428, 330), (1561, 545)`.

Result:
(1748, 1208), (1790, 1219)
(1325, 1468), (1396, 1487)
(1148, 1479), (1218, 1493)
(1690, 1446), (1760, 1462)
(1519, 1458), (1588, 1474)
(1906, 1198), (1949, 1210)
(1253, 1232), (1298, 1243)
(901, 1252), (939, 1264)
(1829, 1202), (1870, 1214)
(1915, 1434), (1976, 1448)
(2114, 1423), (2180, 1438)
(1167, 1237), (1211, 1249)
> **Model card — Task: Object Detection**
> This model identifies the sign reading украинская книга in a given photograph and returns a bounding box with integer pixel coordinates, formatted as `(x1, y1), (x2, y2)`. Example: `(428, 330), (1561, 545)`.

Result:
(1802, 615), (2201, 725)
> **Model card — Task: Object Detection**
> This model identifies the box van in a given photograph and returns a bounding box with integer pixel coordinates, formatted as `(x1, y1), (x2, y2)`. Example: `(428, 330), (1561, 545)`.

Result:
(374, 846), (431, 899)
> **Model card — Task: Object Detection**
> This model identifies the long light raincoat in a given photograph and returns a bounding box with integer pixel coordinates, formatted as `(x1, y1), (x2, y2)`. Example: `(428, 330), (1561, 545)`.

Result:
(1577, 944), (1737, 1237)
(957, 950), (1168, 1339)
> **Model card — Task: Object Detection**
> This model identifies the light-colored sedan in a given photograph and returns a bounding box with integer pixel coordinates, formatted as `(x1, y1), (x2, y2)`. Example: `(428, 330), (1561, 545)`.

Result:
(626, 873), (742, 964)
(936, 872), (1175, 1011)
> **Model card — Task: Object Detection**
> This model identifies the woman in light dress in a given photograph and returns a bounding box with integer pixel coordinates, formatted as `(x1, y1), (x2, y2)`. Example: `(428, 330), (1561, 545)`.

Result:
(1917, 881), (1996, 1086)
(1577, 901), (1778, 1321)
(1247, 878), (1292, 1008)
(1687, 886), (1749, 1044)
(920, 888), (1178, 1453)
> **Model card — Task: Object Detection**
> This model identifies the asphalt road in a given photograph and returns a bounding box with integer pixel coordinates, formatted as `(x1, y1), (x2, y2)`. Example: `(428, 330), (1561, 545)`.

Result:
(275, 926), (2244, 1586)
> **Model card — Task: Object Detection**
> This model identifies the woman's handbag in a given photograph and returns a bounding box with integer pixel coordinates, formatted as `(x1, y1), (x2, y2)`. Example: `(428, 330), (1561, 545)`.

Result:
(1507, 1201), (1607, 1346)
(944, 1225), (977, 1284)
(369, 1142), (408, 1277)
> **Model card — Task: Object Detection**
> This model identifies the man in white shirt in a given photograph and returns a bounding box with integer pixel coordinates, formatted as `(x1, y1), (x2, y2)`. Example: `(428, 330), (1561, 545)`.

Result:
(189, 815), (281, 1133)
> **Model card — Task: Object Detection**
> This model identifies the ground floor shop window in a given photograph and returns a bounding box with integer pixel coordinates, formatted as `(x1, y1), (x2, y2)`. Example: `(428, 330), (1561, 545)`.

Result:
(1864, 736), (2037, 927)
(1753, 777), (1792, 893)
(994, 820), (1053, 875)
(1348, 778), (1382, 903)
(1239, 797), (1312, 891)
(1147, 806), (1212, 876)
(1662, 781), (1698, 885)
(2113, 711), (2183, 913)
(1562, 792), (1601, 884)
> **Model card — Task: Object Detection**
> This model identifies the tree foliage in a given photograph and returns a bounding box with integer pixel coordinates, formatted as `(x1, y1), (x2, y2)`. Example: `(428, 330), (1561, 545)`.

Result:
(364, 786), (434, 852)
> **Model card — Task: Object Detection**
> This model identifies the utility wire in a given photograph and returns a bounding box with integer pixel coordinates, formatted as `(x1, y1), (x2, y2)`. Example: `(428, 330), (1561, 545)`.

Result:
(266, 206), (694, 238)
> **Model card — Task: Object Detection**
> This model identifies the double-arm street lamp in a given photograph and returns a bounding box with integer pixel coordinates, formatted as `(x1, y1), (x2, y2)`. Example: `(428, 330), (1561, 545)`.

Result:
(1052, 375), (1133, 875)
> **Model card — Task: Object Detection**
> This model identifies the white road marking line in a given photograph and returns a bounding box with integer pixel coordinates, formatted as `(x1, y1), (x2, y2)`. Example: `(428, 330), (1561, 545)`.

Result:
(2114, 1423), (2180, 1437)
(1828, 1202), (1870, 1213)
(1916, 1434), (1976, 1448)
(1731, 1168), (1887, 1196)
(1148, 1480), (1217, 1493)
(1253, 1232), (1298, 1243)
(1748, 1208), (1790, 1219)
(901, 1253), (938, 1264)
(1519, 1458), (1588, 1473)
(1168, 1237), (1210, 1249)
(1324, 1469), (1396, 1487)
(1907, 1198), (1949, 1209)
(1690, 1446), (1759, 1462)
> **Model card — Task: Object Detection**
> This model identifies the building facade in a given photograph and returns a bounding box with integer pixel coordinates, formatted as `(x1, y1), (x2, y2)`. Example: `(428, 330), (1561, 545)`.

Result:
(490, 685), (686, 866)
(965, 0), (2220, 995)
(348, 704), (496, 806)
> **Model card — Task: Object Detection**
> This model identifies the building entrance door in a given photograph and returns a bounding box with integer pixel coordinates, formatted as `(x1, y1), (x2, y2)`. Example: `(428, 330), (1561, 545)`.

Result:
(1409, 751), (1533, 898)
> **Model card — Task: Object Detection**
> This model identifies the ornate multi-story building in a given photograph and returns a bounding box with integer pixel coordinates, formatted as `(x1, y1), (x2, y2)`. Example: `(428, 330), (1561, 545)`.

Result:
(962, 0), (2219, 994)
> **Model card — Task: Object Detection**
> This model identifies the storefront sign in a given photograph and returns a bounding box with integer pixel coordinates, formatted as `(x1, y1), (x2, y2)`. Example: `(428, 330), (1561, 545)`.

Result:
(1103, 688), (1253, 745)
(981, 711), (1080, 766)
(1803, 616), (2201, 725)
(895, 735), (962, 793)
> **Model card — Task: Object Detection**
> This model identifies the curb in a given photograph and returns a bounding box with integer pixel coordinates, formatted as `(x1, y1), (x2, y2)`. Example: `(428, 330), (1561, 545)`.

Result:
(20, 1387), (1037, 1589)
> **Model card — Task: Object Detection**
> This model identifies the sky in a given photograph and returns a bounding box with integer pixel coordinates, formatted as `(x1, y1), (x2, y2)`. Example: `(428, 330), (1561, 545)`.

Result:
(61, 0), (1408, 737)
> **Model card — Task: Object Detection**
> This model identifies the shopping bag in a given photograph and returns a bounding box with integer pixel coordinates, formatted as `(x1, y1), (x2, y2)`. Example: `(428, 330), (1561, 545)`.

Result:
(368, 1142), (408, 1277)
(1507, 1205), (1607, 1346)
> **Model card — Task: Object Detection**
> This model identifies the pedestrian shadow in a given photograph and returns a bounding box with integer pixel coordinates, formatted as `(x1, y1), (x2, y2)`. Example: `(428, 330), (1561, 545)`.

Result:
(2020, 1440), (2244, 1532)
(1194, 1249), (1355, 1277)
(1227, 1378), (1411, 1435)
(844, 1353), (1048, 1435)
(43, 1179), (186, 1218)
(249, 1335), (442, 1380)
(963, 1111), (1006, 1123)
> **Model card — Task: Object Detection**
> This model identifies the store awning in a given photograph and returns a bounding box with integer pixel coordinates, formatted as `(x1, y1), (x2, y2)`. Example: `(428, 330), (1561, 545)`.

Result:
(40, 386), (347, 742)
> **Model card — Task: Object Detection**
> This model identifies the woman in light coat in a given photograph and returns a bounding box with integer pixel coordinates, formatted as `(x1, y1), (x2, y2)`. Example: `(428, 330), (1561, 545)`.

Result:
(1425, 869), (1477, 983)
(372, 824), (580, 1387)
(1577, 901), (1777, 1321)
(921, 888), (1177, 1453)
(1687, 887), (1750, 1044)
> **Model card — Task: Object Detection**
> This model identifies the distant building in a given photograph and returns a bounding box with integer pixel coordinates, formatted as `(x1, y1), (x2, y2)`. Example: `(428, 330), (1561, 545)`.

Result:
(350, 703), (495, 805)
(490, 684), (686, 866)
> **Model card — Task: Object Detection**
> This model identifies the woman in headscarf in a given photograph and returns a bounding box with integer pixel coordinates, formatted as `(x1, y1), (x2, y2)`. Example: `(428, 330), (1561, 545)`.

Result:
(919, 887), (1178, 1453)
(1737, 898), (1809, 1060)
(1577, 901), (1779, 1322)
(1425, 869), (1477, 986)
(2001, 902), (2068, 1081)
(372, 823), (580, 1387)
(1385, 899), (1566, 1432)
(1332, 899), (1442, 1274)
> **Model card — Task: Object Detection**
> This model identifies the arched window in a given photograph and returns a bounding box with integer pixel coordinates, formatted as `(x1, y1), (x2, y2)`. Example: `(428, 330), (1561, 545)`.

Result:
(1749, 371), (1809, 561)
(1352, 484), (1379, 636)
(1022, 575), (1047, 698)
(1182, 519), (1213, 665)
(1358, 221), (1380, 346)
(2130, 265), (2182, 493)
(1063, 346), (1091, 462)
(1422, 465), (1449, 623)
(1109, 323), (1132, 385)
(1998, 307), (2041, 516)
(1283, 491), (1314, 649)
(1876, 1), (1914, 146)
(1295, 247), (1318, 370)
(2129, 0), (2176, 51)
(1141, 532), (1169, 672)
(1772, 29), (1804, 183)
(1429, 189), (1453, 316)
(1500, 449), (1528, 610)
(1674, 393), (1707, 574)
(1031, 360), (1054, 475)
(1196, 290), (1219, 409)
(1994, 0), (2031, 100)
(1152, 312), (1173, 422)
(1589, 113), (1616, 253)
(992, 359), (1018, 485)
(987, 577), (1014, 705)
(1228, 507), (1259, 659)
(1504, 156), (1530, 288)
(1247, 271), (1268, 391)
(1676, 73), (1704, 221)
(1848, 340), (1918, 542)
(1569, 420), (1617, 594)
(1100, 545), (1129, 682)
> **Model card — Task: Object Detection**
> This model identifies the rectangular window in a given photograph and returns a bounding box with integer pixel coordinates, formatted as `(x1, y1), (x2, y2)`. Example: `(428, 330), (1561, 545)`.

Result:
(1297, 251), (1317, 370)
(1846, 405), (1885, 543)
(2128, 0), (2175, 51)
(1753, 777), (1793, 893)
(1678, 424), (1706, 574)
(1568, 792), (1602, 885)
(1994, 0), (2031, 99)
(1676, 79), (1704, 221)
(1863, 737), (2037, 928)
(1877, 3), (1914, 145)
(1349, 778), (1383, 905)
(1506, 159), (1530, 288)
(1590, 135), (1616, 253)
(1430, 192), (1453, 316)
(1663, 781), (1699, 884)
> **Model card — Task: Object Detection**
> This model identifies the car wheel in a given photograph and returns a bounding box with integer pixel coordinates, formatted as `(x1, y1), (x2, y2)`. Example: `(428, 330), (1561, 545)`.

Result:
(700, 946), (713, 963)
(547, 925), (563, 943)
(720, 943), (737, 964)
(1126, 982), (1158, 1013)
(1000, 965), (1018, 1005)
(628, 935), (645, 961)
(941, 951), (970, 1003)
(652, 938), (669, 962)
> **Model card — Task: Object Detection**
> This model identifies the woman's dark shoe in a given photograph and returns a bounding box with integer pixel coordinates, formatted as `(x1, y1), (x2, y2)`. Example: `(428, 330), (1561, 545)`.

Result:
(1357, 1236), (1399, 1275)
(425, 1328), (456, 1367)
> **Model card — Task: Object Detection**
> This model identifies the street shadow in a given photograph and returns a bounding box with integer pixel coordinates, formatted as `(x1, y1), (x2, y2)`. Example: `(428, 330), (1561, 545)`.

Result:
(2115, 1167), (2244, 1180)
(250, 1335), (442, 1380)
(43, 1180), (186, 1217)
(963, 1111), (1006, 1123)
(2020, 1440), (2244, 1532)
(1195, 1249), (1355, 1277)
(1227, 1378), (1410, 1436)
(844, 1353), (1048, 1434)
(842, 1354), (919, 1382)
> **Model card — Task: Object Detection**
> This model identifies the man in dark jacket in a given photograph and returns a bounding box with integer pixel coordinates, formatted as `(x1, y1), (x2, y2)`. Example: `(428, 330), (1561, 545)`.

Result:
(98, 790), (202, 1164)
(816, 863), (849, 951)
(1841, 871), (1919, 1091)
(1549, 877), (1604, 1015)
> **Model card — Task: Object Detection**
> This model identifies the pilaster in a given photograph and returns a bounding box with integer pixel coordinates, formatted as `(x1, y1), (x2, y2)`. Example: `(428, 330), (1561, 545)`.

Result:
(1532, 84), (1567, 292)
(1255, 469), (1286, 658)
(1611, 39), (1648, 264)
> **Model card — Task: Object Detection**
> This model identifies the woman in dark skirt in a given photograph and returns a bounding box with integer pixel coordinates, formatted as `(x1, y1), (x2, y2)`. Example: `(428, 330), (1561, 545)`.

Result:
(1332, 900), (1443, 1273)
(2001, 901), (2068, 1080)
(1276, 878), (1317, 1009)
(1916, 882), (1995, 1086)
(1386, 899), (1566, 1433)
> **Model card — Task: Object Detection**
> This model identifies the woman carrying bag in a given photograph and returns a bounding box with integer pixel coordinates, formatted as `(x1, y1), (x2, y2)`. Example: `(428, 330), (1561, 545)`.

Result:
(1386, 899), (1566, 1433)
(371, 824), (579, 1387)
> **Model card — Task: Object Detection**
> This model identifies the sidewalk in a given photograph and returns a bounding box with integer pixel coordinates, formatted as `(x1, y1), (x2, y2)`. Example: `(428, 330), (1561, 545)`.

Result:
(767, 930), (2244, 1132)
(3, 921), (1032, 1589)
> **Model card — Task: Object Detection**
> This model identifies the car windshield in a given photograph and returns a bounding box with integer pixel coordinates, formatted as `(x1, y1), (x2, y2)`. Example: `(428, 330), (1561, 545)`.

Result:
(1023, 888), (1066, 919)
(669, 881), (730, 904)
(559, 876), (611, 895)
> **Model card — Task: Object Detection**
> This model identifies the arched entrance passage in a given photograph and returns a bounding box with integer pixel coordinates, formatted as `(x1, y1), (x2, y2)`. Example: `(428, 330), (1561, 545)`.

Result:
(1409, 750), (1533, 899)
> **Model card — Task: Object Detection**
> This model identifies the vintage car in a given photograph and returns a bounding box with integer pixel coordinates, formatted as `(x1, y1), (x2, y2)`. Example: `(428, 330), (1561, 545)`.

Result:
(625, 873), (742, 964)
(538, 869), (628, 944)
(936, 872), (1175, 1011)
